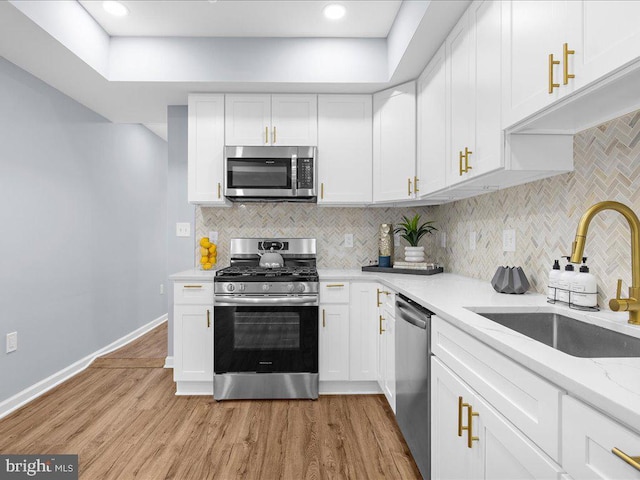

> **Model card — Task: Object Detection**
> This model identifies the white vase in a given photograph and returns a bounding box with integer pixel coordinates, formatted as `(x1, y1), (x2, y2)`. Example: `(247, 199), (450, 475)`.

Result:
(404, 246), (425, 262)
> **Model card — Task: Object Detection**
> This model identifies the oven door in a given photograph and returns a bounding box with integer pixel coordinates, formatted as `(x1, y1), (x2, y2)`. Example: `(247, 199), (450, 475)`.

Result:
(214, 297), (318, 374)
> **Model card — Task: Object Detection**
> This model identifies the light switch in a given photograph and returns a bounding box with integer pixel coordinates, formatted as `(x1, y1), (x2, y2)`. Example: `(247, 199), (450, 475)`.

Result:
(503, 229), (516, 252)
(6, 332), (17, 353)
(176, 223), (191, 237)
(440, 232), (446, 248)
(344, 233), (353, 248)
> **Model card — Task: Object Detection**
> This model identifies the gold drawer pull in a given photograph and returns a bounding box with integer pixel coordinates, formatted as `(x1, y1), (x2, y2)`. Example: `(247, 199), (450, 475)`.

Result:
(612, 447), (640, 472)
(548, 53), (560, 93)
(184, 285), (203, 289)
(206, 309), (211, 328)
(458, 396), (465, 436)
(326, 284), (345, 288)
(563, 43), (575, 85)
(466, 403), (479, 448)
(379, 315), (385, 335)
(322, 309), (326, 328)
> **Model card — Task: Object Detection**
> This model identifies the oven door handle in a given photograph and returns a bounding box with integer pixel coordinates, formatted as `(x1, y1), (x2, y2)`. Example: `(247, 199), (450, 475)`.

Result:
(215, 296), (318, 306)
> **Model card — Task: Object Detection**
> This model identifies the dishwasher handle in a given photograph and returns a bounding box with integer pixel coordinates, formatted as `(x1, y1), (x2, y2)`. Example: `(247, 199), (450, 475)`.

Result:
(396, 301), (428, 329)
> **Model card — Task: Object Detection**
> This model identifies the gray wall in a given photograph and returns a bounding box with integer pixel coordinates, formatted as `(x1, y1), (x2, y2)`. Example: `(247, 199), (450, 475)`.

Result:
(0, 57), (168, 403)
(166, 106), (195, 357)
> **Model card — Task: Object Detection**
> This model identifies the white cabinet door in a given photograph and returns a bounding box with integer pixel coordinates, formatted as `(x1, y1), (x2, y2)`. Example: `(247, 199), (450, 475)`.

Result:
(432, 357), (564, 480)
(174, 304), (213, 382)
(349, 283), (378, 381)
(563, 395), (640, 479)
(373, 82), (416, 203)
(417, 44), (447, 196)
(319, 305), (350, 381)
(572, 1), (640, 90)
(501, 1), (573, 128)
(317, 95), (372, 204)
(187, 94), (227, 205)
(224, 94), (271, 146)
(271, 94), (317, 146)
(382, 314), (395, 412)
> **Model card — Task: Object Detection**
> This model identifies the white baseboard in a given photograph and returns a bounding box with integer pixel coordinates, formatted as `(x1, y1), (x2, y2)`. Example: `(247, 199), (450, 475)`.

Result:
(175, 381), (213, 396)
(164, 356), (174, 369)
(0, 313), (168, 420)
(319, 380), (382, 395)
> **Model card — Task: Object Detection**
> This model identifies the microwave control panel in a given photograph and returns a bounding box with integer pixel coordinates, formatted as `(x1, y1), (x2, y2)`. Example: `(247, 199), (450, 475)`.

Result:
(297, 158), (314, 189)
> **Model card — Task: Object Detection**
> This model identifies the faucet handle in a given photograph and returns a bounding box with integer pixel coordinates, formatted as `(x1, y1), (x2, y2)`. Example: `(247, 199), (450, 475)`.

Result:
(616, 278), (624, 299)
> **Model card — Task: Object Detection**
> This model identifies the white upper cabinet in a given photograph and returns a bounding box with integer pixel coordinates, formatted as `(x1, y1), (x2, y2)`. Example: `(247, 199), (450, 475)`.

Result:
(372, 82), (417, 203)
(417, 44), (447, 197)
(570, 1), (640, 90)
(501, 1), (574, 129)
(225, 94), (317, 146)
(317, 95), (372, 205)
(187, 94), (228, 205)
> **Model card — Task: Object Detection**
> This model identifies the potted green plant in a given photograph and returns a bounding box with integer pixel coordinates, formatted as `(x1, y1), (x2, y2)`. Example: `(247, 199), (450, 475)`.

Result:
(394, 214), (437, 262)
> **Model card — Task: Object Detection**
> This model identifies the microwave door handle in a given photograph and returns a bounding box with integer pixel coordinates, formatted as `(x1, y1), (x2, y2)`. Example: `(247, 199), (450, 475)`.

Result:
(291, 154), (297, 195)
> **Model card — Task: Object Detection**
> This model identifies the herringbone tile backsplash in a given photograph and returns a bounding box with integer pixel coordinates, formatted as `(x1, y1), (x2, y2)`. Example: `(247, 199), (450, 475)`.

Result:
(196, 205), (437, 269)
(196, 108), (640, 311)
(433, 109), (640, 309)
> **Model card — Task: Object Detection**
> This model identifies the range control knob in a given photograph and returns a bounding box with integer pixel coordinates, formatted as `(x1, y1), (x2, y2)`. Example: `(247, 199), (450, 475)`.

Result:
(226, 284), (235, 292)
(297, 284), (306, 293)
(262, 283), (270, 292)
(238, 283), (245, 292)
(287, 283), (295, 292)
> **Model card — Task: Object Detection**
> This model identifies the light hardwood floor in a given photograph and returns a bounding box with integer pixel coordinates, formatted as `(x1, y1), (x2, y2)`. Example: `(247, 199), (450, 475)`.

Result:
(0, 322), (421, 479)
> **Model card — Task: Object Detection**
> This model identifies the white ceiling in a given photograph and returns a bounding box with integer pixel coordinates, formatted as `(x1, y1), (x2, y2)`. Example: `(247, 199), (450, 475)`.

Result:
(0, 0), (471, 141)
(78, 0), (403, 38)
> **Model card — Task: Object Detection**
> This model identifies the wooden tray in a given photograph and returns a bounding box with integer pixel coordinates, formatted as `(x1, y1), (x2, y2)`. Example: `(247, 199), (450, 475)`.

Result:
(361, 265), (444, 276)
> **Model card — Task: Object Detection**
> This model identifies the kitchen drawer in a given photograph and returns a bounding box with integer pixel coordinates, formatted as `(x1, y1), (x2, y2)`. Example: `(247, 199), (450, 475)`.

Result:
(382, 289), (396, 317)
(174, 281), (214, 305)
(563, 395), (640, 479)
(432, 317), (563, 461)
(320, 281), (350, 304)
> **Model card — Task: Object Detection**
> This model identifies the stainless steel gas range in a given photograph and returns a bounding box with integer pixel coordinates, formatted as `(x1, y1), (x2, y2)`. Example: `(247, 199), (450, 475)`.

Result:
(213, 238), (319, 400)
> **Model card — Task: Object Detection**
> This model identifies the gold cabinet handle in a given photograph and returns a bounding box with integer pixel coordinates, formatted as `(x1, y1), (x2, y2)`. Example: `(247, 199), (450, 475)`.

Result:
(376, 288), (382, 307)
(326, 283), (345, 288)
(466, 403), (479, 448)
(464, 147), (473, 172)
(273, 126), (277, 144)
(563, 43), (575, 85)
(217, 182), (221, 199)
(184, 285), (203, 289)
(459, 151), (465, 176)
(206, 309), (211, 328)
(612, 447), (640, 472)
(321, 182), (324, 200)
(548, 53), (560, 93)
(322, 309), (326, 328)
(414, 176), (419, 193)
(408, 178), (412, 196)
(379, 314), (385, 335)
(265, 126), (269, 144)
(458, 396), (465, 436)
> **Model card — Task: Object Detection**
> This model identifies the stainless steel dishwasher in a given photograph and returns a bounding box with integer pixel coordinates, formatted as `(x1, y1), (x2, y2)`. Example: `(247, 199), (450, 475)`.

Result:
(395, 293), (433, 480)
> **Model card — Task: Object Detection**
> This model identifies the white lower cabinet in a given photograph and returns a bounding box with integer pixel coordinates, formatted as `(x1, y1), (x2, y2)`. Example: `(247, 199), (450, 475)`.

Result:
(173, 281), (214, 395)
(319, 304), (350, 381)
(562, 395), (640, 479)
(432, 357), (564, 480)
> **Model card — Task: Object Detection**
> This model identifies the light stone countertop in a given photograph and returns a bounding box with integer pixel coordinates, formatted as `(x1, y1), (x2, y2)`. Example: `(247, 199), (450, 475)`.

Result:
(169, 268), (217, 281)
(318, 268), (640, 434)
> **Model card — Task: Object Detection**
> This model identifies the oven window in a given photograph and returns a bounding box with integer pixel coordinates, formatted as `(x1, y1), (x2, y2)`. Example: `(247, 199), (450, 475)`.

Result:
(234, 312), (300, 350)
(227, 158), (291, 189)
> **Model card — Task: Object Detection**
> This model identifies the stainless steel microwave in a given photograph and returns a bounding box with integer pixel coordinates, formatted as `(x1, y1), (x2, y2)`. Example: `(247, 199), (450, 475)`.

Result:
(224, 146), (317, 202)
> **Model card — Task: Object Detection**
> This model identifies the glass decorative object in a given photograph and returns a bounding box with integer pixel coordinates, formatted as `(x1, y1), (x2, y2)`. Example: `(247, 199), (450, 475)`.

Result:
(379, 224), (393, 267)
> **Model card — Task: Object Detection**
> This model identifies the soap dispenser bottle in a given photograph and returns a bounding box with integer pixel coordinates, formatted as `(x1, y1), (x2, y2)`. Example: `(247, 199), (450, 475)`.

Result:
(547, 259), (562, 301)
(557, 258), (577, 304)
(571, 257), (598, 308)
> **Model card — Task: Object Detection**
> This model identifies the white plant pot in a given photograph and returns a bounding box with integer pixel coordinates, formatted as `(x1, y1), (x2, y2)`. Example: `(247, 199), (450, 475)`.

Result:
(404, 246), (425, 262)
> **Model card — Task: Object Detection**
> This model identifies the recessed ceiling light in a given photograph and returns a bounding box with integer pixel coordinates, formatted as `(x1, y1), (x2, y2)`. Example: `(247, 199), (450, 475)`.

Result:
(103, 1), (129, 17)
(323, 3), (346, 20)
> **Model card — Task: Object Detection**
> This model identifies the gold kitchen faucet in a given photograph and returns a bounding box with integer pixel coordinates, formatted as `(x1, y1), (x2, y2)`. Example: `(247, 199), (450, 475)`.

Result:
(570, 201), (640, 325)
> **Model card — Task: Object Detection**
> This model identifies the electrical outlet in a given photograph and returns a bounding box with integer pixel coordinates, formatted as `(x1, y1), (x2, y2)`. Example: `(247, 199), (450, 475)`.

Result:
(440, 232), (447, 248)
(6, 332), (17, 353)
(469, 231), (476, 251)
(160, 284), (164, 295)
(503, 229), (516, 252)
(209, 231), (219, 243)
(176, 223), (191, 237)
(344, 233), (353, 248)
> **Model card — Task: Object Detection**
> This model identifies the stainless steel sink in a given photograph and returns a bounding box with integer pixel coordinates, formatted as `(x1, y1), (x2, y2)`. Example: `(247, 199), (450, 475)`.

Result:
(474, 311), (640, 358)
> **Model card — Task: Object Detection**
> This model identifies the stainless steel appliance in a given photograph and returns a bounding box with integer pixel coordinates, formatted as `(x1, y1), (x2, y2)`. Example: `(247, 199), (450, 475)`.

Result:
(224, 146), (316, 201)
(395, 294), (433, 479)
(213, 238), (319, 400)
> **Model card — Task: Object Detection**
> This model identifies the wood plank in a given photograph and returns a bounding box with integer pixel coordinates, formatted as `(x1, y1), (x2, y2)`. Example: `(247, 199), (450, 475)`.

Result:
(0, 325), (421, 479)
